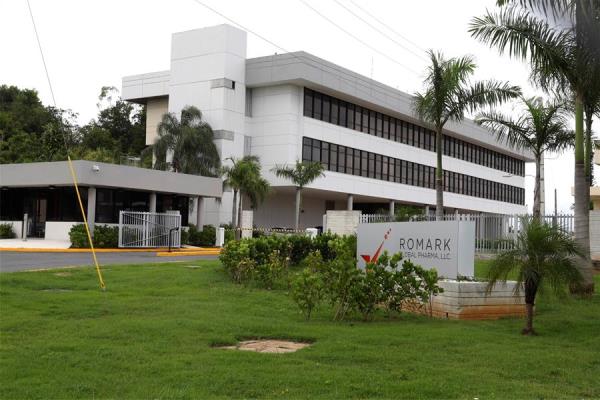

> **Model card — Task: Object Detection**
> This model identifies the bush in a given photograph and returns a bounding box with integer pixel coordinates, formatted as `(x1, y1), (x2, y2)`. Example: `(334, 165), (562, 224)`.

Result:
(69, 224), (118, 248)
(0, 223), (16, 239)
(185, 224), (217, 247)
(253, 249), (289, 289)
(291, 267), (324, 320)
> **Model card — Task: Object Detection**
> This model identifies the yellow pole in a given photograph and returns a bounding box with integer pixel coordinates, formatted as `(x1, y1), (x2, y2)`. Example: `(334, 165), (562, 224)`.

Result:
(67, 156), (106, 290)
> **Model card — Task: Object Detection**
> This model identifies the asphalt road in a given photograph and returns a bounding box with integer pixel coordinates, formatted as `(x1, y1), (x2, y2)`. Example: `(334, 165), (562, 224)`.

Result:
(0, 251), (218, 272)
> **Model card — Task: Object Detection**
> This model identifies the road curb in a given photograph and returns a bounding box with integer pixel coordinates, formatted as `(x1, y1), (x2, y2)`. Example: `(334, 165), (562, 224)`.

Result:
(0, 247), (220, 254)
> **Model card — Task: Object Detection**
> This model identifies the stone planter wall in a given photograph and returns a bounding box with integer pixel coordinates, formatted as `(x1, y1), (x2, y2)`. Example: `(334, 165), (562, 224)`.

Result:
(408, 280), (525, 320)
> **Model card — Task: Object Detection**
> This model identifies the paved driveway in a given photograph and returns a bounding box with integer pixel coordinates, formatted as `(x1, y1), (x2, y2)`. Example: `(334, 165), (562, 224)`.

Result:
(0, 251), (218, 272)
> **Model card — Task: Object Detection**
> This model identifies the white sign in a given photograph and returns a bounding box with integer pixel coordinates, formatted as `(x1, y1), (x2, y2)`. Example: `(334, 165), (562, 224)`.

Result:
(357, 220), (475, 279)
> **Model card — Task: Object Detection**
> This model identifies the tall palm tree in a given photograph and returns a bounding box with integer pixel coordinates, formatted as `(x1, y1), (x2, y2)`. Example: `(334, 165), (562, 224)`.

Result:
(152, 106), (220, 176)
(222, 156), (270, 237)
(486, 218), (582, 335)
(272, 161), (325, 231)
(476, 96), (573, 219)
(469, 0), (599, 293)
(413, 50), (521, 219)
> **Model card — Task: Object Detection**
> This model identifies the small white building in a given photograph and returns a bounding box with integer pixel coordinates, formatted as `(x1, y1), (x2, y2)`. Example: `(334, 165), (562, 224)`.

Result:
(122, 24), (532, 230)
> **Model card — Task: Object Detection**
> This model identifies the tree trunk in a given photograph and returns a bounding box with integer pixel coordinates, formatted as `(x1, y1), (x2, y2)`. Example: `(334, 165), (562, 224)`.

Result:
(573, 94), (594, 294)
(237, 193), (243, 240)
(522, 278), (538, 335)
(435, 127), (444, 220)
(231, 189), (238, 229)
(533, 156), (542, 221)
(295, 187), (301, 232)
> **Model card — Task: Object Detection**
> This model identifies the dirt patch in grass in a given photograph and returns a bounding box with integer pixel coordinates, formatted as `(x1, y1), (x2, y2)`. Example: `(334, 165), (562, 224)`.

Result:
(216, 339), (312, 353)
(54, 272), (72, 277)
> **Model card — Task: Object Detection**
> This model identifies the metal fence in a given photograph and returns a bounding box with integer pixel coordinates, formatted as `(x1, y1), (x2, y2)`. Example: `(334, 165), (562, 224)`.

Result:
(118, 211), (181, 248)
(360, 212), (575, 254)
(359, 214), (395, 223)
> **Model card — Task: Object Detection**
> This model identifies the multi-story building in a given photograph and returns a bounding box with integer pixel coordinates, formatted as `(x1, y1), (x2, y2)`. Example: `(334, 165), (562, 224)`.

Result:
(122, 24), (532, 229)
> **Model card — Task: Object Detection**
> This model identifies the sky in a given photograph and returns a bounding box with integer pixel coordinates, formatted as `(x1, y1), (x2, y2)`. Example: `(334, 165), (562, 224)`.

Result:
(2, 0), (597, 213)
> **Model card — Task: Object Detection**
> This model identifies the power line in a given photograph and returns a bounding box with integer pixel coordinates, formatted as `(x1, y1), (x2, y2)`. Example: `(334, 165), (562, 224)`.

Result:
(348, 0), (429, 55)
(188, 0), (414, 92)
(298, 0), (420, 76)
(26, 0), (56, 107)
(332, 0), (428, 62)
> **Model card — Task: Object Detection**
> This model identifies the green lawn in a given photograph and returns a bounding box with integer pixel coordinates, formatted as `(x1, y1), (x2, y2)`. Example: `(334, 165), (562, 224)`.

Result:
(1, 260), (599, 399)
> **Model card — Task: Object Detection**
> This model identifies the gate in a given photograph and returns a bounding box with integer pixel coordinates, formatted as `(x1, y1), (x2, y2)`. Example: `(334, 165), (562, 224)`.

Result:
(118, 211), (181, 248)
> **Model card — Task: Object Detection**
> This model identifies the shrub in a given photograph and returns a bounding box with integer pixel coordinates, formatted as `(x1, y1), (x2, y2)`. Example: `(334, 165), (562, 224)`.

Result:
(186, 224), (217, 246)
(0, 223), (16, 239)
(219, 239), (254, 283)
(253, 249), (289, 289)
(69, 224), (118, 248)
(69, 224), (89, 248)
(291, 267), (324, 320)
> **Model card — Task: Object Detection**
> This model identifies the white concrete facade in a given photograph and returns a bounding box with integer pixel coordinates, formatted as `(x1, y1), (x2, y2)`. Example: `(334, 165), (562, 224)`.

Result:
(122, 24), (532, 229)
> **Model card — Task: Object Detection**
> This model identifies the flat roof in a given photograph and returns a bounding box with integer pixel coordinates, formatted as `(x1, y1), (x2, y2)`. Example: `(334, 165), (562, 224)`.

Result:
(0, 160), (222, 198)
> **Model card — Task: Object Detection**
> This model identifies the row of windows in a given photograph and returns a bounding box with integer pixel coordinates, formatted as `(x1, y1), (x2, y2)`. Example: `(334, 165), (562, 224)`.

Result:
(302, 137), (525, 205)
(303, 88), (525, 177)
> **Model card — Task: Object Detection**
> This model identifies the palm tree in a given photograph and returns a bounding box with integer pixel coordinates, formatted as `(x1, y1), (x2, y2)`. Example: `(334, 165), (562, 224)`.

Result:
(221, 156), (270, 237)
(476, 96), (573, 219)
(152, 106), (220, 176)
(272, 161), (325, 231)
(486, 218), (582, 335)
(469, 0), (599, 293)
(413, 50), (521, 220)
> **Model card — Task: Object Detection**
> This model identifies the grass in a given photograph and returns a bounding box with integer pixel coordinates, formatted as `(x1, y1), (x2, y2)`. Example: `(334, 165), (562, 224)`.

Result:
(1, 260), (599, 399)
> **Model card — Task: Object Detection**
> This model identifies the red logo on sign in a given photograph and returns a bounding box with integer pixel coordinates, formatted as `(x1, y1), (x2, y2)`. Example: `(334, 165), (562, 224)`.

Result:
(360, 228), (392, 264)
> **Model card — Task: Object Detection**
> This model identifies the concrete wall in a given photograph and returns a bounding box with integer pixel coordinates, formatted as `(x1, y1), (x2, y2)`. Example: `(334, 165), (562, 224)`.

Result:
(591, 211), (600, 259)
(325, 211), (361, 236)
(45, 222), (78, 241)
(0, 221), (23, 239)
(146, 97), (169, 145)
(406, 280), (525, 320)
(252, 192), (326, 229)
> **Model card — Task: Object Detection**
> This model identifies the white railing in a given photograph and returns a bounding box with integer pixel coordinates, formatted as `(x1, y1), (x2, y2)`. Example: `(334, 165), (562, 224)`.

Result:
(359, 214), (395, 223)
(118, 211), (181, 248)
(360, 212), (575, 254)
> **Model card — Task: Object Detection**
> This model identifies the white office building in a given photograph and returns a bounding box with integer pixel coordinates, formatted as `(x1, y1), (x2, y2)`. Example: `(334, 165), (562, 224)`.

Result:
(122, 24), (532, 230)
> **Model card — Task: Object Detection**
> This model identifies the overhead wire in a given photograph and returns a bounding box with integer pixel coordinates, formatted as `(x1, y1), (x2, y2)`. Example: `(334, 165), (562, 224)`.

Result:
(347, 0), (429, 55)
(26, 0), (106, 290)
(332, 0), (429, 62)
(298, 0), (421, 76)
(189, 0), (414, 93)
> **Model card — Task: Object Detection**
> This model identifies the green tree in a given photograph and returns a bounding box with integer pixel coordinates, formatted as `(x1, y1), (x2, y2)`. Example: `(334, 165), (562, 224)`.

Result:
(0, 85), (78, 163)
(95, 86), (146, 156)
(272, 161), (325, 231)
(476, 96), (573, 219)
(221, 156), (270, 237)
(486, 218), (582, 335)
(152, 106), (220, 176)
(469, 0), (600, 293)
(413, 51), (520, 220)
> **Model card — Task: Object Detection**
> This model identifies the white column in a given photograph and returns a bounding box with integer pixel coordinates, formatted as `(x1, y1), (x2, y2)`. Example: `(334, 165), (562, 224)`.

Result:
(149, 192), (157, 213)
(347, 194), (354, 211)
(87, 187), (96, 235)
(196, 197), (205, 229)
(389, 200), (395, 216)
